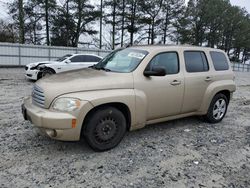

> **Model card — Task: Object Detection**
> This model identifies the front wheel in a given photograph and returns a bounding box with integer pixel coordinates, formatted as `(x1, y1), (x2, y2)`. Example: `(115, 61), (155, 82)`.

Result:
(41, 68), (55, 78)
(204, 93), (228, 123)
(83, 107), (127, 151)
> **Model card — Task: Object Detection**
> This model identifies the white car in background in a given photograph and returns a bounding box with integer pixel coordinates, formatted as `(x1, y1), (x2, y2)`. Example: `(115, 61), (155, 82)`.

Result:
(25, 54), (102, 81)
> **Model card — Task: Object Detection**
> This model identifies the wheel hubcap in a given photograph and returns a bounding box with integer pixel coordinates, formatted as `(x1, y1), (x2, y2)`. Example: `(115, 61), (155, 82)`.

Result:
(94, 117), (117, 143)
(213, 98), (226, 120)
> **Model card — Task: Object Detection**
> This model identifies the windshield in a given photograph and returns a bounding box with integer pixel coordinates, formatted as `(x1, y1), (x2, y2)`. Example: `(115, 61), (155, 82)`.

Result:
(56, 54), (72, 62)
(93, 48), (148, 73)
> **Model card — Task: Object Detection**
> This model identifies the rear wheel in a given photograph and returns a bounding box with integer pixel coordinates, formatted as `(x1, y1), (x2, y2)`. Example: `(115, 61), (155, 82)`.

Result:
(83, 107), (127, 151)
(41, 68), (55, 78)
(204, 93), (228, 123)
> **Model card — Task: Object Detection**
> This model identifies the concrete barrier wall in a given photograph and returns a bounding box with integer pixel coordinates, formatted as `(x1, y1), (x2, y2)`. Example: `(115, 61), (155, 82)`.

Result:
(0, 42), (111, 66)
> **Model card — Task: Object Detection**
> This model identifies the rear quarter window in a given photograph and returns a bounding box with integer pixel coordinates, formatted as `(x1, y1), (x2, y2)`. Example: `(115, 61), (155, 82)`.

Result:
(210, 51), (229, 71)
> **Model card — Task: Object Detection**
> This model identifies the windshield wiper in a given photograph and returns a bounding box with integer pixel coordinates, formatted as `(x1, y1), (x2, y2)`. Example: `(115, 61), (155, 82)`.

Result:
(89, 65), (99, 69)
(89, 65), (111, 72)
(99, 67), (111, 72)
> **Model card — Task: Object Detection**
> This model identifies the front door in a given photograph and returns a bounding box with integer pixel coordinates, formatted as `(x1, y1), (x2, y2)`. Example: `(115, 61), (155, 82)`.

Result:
(135, 51), (184, 121)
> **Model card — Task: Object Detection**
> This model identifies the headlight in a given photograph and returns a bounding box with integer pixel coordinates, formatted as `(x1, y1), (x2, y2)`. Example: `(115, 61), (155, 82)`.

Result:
(30, 66), (37, 70)
(52, 98), (81, 112)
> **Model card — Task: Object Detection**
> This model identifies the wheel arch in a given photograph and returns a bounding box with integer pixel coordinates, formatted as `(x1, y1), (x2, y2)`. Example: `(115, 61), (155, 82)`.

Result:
(43, 66), (56, 73)
(217, 90), (230, 102)
(198, 80), (235, 114)
(81, 102), (132, 135)
(37, 71), (43, 80)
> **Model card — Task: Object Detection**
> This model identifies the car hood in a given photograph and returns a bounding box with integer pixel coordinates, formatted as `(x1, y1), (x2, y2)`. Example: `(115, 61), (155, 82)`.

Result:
(27, 61), (58, 67)
(35, 68), (134, 108)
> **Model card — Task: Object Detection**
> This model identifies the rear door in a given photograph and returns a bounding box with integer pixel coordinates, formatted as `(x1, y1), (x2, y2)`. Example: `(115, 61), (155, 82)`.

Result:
(65, 55), (99, 71)
(181, 50), (212, 113)
(81, 55), (102, 67)
(66, 55), (85, 71)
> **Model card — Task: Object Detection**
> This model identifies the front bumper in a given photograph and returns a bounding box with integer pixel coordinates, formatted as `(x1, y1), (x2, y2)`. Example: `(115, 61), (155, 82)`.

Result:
(25, 69), (39, 80)
(22, 97), (82, 141)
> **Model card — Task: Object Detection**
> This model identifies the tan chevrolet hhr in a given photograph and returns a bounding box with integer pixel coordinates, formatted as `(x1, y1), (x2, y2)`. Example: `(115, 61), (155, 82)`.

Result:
(22, 45), (236, 151)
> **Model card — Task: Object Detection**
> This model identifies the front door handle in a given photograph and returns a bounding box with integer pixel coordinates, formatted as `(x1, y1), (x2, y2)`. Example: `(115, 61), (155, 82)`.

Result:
(171, 80), (181, 86)
(205, 76), (212, 82)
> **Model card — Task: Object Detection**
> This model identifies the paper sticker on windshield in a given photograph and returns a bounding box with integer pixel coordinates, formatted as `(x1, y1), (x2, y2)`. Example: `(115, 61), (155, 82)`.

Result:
(128, 52), (146, 59)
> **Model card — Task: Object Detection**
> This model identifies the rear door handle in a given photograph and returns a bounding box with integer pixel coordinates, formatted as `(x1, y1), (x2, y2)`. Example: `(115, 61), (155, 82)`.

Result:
(171, 80), (181, 86)
(205, 76), (212, 82)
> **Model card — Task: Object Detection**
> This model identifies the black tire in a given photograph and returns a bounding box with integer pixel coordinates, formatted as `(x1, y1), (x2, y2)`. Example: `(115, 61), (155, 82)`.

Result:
(41, 68), (55, 78)
(37, 72), (42, 80)
(204, 93), (228, 123)
(83, 107), (127, 151)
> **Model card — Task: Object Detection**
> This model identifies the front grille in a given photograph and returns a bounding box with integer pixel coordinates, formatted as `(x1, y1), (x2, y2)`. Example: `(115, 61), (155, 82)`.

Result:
(25, 66), (28, 70)
(32, 85), (45, 108)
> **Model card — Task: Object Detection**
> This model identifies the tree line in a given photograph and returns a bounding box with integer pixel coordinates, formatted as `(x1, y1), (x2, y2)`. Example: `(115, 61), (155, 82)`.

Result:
(0, 0), (250, 62)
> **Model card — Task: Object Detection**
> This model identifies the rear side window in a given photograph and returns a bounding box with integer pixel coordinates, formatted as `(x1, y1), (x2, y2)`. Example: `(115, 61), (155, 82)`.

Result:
(147, 52), (179, 74)
(184, 51), (209, 72)
(85, 55), (102, 62)
(210, 51), (229, 71)
(70, 55), (101, 63)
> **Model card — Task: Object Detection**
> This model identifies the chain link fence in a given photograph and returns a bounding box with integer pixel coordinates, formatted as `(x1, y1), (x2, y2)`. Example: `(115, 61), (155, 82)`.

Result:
(231, 63), (250, 72)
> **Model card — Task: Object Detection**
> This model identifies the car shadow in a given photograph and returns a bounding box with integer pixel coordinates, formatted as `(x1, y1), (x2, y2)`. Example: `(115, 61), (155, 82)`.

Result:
(26, 115), (209, 155)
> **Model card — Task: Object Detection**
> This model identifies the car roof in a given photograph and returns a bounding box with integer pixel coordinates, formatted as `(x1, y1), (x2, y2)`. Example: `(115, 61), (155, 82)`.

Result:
(128, 45), (224, 53)
(71, 53), (102, 58)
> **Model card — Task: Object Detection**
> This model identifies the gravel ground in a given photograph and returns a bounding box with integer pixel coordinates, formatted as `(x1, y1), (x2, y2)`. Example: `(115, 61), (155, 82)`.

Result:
(0, 68), (250, 188)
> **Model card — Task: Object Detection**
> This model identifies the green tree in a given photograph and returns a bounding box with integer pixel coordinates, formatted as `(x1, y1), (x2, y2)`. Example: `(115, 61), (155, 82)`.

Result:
(0, 20), (17, 43)
(125, 0), (140, 45)
(9, 0), (25, 43)
(202, 0), (230, 48)
(71, 0), (100, 47)
(119, 0), (126, 47)
(139, 0), (163, 44)
(161, 0), (185, 44)
(103, 0), (119, 49)
(50, 0), (75, 46)
(37, 0), (57, 45)
(231, 11), (250, 61)
(24, 0), (43, 44)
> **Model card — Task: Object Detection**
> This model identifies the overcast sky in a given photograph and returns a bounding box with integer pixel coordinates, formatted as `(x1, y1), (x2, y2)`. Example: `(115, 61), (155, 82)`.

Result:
(0, 0), (249, 20)
(230, 0), (250, 13)
(229, 0), (250, 12)
(185, 0), (250, 12)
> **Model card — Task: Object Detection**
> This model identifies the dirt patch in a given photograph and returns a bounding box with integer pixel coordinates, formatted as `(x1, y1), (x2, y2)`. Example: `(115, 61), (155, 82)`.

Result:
(0, 68), (250, 187)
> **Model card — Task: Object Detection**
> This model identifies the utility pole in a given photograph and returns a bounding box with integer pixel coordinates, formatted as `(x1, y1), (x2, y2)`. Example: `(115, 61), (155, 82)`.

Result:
(18, 0), (25, 43)
(66, 0), (69, 46)
(121, 0), (125, 47)
(45, 0), (50, 45)
(112, 1), (116, 50)
(99, 0), (103, 49)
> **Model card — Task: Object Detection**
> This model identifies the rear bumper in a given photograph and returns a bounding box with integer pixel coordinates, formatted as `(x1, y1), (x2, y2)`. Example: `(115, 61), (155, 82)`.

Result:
(22, 97), (82, 141)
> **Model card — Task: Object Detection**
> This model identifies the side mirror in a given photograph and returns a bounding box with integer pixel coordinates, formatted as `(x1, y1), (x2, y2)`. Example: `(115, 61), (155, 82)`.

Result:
(65, 59), (71, 64)
(144, 66), (166, 77)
